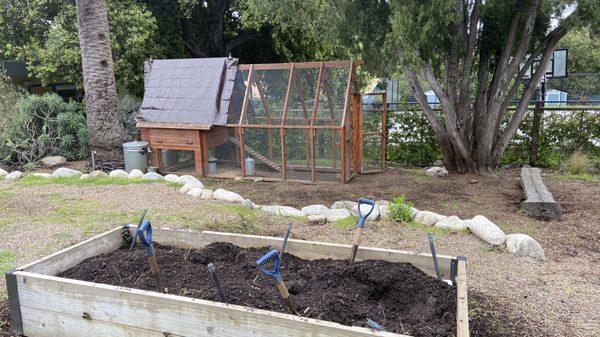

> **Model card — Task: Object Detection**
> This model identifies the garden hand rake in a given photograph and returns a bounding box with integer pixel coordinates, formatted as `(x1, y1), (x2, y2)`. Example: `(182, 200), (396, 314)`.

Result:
(427, 233), (442, 280)
(130, 218), (165, 293)
(349, 198), (376, 266)
(256, 249), (298, 315)
(207, 263), (227, 303)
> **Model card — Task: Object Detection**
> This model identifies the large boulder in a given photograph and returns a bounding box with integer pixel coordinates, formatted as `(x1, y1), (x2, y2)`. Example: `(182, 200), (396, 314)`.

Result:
(434, 216), (468, 232)
(505, 234), (545, 259)
(379, 205), (391, 219)
(5, 171), (24, 180)
(410, 207), (420, 219)
(164, 174), (178, 182)
(0, 168), (8, 177)
(213, 189), (244, 203)
(351, 203), (380, 221)
(142, 172), (164, 180)
(433, 159), (444, 167)
(331, 200), (358, 211)
(425, 167), (448, 177)
(179, 183), (197, 194)
(301, 204), (329, 216)
(80, 174), (90, 180)
(466, 215), (506, 246)
(262, 205), (305, 217)
(128, 169), (144, 179)
(90, 170), (108, 178)
(32, 172), (52, 179)
(108, 169), (129, 179)
(201, 189), (214, 199)
(187, 187), (203, 197)
(241, 199), (255, 209)
(41, 156), (66, 167)
(52, 167), (83, 178)
(174, 175), (203, 188)
(326, 208), (352, 222)
(415, 211), (446, 227)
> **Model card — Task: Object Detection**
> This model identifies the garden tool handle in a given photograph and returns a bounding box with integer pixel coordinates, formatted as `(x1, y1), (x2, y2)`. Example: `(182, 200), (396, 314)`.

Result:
(275, 280), (290, 299)
(130, 220), (155, 257)
(279, 223), (292, 260)
(148, 254), (165, 293)
(357, 198), (376, 229)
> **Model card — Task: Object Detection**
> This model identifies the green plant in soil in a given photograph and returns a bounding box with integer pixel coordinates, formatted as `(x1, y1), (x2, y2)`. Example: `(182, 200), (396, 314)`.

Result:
(389, 195), (414, 222)
(332, 216), (356, 229)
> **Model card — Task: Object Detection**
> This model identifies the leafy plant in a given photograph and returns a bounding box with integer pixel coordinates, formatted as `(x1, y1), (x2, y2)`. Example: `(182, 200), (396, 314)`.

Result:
(388, 195), (414, 222)
(118, 95), (141, 139)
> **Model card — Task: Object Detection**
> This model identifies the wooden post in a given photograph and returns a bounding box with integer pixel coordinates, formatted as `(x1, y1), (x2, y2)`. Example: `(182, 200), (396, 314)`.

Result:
(239, 65), (254, 125)
(381, 92), (387, 171)
(255, 81), (274, 160)
(310, 63), (325, 182)
(281, 64), (295, 181)
(529, 101), (542, 166)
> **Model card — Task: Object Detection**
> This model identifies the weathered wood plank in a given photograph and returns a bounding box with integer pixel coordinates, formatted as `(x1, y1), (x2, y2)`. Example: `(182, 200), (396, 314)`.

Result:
(456, 260), (469, 337)
(520, 166), (561, 219)
(15, 272), (406, 337)
(21, 305), (181, 337)
(20, 226), (123, 276)
(146, 228), (455, 279)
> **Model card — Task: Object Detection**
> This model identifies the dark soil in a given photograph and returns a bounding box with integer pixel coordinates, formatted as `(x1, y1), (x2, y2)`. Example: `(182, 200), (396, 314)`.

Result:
(60, 242), (457, 337)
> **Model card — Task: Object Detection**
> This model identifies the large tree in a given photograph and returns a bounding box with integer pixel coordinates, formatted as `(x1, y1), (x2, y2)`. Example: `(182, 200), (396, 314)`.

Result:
(75, 0), (126, 160)
(248, 0), (598, 174)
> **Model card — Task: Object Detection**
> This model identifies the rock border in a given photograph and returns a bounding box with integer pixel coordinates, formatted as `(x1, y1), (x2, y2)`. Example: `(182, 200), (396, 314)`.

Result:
(0, 166), (545, 259)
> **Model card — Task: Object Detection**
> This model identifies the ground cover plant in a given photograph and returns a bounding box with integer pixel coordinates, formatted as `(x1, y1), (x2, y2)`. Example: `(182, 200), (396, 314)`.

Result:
(60, 242), (457, 337)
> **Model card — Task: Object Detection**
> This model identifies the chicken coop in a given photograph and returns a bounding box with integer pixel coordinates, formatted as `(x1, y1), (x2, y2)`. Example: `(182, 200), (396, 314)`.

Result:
(137, 57), (386, 183)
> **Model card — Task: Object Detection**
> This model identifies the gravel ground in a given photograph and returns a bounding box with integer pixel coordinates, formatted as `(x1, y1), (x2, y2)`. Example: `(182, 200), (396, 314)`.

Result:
(0, 167), (598, 336)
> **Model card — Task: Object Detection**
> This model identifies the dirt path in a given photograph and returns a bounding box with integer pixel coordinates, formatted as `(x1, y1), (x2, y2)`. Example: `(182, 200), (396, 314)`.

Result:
(1, 168), (598, 336)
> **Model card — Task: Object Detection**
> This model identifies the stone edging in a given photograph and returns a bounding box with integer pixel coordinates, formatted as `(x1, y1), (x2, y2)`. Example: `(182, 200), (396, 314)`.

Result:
(0, 167), (545, 259)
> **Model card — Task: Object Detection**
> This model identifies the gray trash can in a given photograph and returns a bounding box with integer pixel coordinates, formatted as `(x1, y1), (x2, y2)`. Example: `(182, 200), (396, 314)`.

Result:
(123, 141), (149, 172)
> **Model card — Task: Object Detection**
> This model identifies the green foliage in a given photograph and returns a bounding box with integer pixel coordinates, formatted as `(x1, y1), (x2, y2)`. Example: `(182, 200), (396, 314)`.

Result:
(565, 150), (592, 175)
(388, 195), (414, 222)
(119, 95), (141, 139)
(0, 93), (87, 165)
(0, 72), (26, 134)
(333, 216), (356, 229)
(17, 175), (168, 187)
(0, 250), (18, 274)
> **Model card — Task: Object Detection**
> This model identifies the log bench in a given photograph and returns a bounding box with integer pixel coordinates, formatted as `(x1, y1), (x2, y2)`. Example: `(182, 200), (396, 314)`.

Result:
(520, 165), (561, 219)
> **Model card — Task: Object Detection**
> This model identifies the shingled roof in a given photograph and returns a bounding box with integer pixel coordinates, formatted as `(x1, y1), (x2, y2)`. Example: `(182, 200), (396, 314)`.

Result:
(138, 57), (240, 127)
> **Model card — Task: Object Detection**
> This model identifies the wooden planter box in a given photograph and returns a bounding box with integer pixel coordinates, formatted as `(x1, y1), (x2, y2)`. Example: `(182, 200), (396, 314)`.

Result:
(6, 226), (469, 337)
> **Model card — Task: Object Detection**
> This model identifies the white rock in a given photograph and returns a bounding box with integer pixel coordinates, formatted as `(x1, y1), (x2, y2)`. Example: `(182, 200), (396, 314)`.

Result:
(326, 208), (352, 222)
(201, 189), (214, 199)
(435, 216), (468, 232)
(213, 189), (244, 203)
(351, 203), (380, 221)
(241, 199), (255, 209)
(308, 214), (328, 221)
(179, 183), (197, 194)
(415, 211), (446, 227)
(128, 169), (144, 179)
(0, 168), (8, 177)
(187, 187), (203, 197)
(80, 174), (90, 180)
(32, 173), (52, 179)
(261, 205), (305, 217)
(108, 169), (129, 179)
(142, 172), (164, 180)
(379, 205), (391, 219)
(174, 175), (203, 188)
(410, 207), (420, 219)
(376, 200), (389, 207)
(254, 177), (264, 182)
(164, 174), (178, 182)
(41, 156), (66, 167)
(425, 167), (448, 177)
(90, 170), (108, 178)
(52, 167), (83, 178)
(433, 159), (444, 167)
(5, 171), (24, 180)
(466, 215), (506, 246)
(331, 200), (357, 210)
(234, 177), (243, 181)
(301, 204), (329, 216)
(253, 204), (263, 210)
(506, 234), (545, 259)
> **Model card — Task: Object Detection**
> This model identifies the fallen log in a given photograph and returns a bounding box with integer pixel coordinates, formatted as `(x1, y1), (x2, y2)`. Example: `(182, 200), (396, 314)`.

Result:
(520, 166), (561, 219)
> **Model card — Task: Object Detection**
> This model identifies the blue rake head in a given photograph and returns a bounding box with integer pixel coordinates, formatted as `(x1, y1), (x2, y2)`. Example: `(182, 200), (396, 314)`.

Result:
(256, 249), (282, 283)
(129, 219), (155, 257)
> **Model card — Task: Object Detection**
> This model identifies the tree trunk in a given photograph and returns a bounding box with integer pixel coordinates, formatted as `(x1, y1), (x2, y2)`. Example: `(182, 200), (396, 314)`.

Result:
(76, 0), (126, 161)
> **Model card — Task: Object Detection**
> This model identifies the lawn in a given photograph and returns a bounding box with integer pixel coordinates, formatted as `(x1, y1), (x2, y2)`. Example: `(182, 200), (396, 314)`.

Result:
(0, 167), (598, 337)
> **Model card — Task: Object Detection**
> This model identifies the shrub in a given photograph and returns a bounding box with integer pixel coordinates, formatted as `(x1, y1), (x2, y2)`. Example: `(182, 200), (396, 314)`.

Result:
(565, 150), (592, 175)
(388, 195), (414, 222)
(0, 93), (88, 165)
(119, 95), (141, 139)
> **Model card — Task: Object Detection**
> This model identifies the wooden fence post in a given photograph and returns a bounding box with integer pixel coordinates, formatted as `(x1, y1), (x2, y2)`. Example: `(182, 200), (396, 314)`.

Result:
(529, 101), (542, 166)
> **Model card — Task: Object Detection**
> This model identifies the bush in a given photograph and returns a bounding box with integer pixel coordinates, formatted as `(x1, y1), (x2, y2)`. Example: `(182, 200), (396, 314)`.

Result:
(565, 150), (592, 175)
(0, 93), (88, 165)
(388, 195), (414, 222)
(119, 95), (141, 139)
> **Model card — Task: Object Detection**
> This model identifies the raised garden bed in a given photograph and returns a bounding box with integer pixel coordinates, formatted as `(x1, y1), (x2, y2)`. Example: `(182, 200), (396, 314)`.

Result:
(5, 226), (468, 337)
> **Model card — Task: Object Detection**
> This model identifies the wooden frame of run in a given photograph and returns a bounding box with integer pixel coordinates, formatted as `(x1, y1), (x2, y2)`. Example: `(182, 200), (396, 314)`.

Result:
(5, 226), (468, 337)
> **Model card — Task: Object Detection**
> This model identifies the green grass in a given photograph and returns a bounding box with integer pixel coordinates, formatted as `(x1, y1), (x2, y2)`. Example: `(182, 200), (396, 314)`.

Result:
(401, 220), (451, 235)
(557, 173), (598, 182)
(332, 216), (356, 229)
(213, 204), (257, 219)
(17, 175), (180, 187)
(479, 245), (503, 254)
(0, 250), (18, 274)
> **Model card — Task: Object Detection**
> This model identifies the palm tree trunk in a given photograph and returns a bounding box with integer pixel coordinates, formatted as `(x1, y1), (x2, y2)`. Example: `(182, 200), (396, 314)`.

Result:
(76, 0), (126, 161)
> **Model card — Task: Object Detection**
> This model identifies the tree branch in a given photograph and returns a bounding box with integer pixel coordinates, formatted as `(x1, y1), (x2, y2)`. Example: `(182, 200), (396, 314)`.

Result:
(225, 30), (261, 54)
